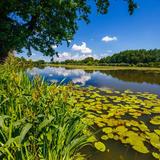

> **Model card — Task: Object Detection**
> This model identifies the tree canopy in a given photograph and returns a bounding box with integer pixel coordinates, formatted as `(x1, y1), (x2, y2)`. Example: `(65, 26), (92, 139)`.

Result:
(52, 49), (160, 67)
(99, 49), (160, 64)
(0, 0), (137, 61)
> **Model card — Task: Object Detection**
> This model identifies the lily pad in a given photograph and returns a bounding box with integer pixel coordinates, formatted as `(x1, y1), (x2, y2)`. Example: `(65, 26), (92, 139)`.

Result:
(150, 116), (160, 125)
(101, 135), (108, 141)
(132, 144), (149, 153)
(102, 127), (113, 134)
(152, 152), (160, 159)
(94, 141), (106, 152)
(154, 129), (160, 136)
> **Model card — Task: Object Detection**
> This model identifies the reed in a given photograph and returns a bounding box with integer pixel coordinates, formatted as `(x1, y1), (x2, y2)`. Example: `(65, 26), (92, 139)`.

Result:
(0, 56), (89, 160)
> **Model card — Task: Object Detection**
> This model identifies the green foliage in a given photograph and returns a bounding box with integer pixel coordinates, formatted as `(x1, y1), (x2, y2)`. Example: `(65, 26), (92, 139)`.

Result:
(94, 141), (106, 152)
(71, 87), (160, 158)
(53, 49), (160, 67)
(99, 49), (160, 66)
(0, 0), (137, 59)
(0, 59), (89, 160)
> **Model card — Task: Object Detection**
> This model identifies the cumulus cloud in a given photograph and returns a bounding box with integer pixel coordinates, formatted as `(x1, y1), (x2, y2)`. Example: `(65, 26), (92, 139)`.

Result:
(72, 42), (92, 54)
(102, 36), (117, 43)
(54, 52), (71, 61)
(53, 51), (111, 62)
(27, 67), (91, 85)
(51, 45), (57, 49)
(72, 75), (91, 85)
(53, 52), (92, 62)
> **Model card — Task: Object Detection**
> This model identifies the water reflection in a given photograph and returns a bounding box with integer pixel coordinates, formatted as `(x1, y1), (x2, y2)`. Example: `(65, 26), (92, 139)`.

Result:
(82, 139), (154, 160)
(27, 67), (92, 85)
(26, 66), (160, 160)
(27, 66), (160, 95)
(100, 70), (160, 85)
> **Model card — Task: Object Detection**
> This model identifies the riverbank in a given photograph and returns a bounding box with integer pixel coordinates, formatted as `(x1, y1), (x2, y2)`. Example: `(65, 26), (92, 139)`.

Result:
(49, 64), (160, 72)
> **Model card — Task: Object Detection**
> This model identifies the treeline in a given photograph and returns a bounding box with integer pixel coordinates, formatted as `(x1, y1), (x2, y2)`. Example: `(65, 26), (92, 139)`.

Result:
(52, 49), (160, 67)
(15, 56), (46, 68)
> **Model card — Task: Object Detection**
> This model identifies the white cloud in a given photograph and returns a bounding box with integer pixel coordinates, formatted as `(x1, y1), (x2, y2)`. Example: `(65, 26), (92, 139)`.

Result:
(51, 45), (57, 49)
(72, 75), (91, 85)
(27, 67), (91, 85)
(102, 36), (117, 43)
(55, 52), (71, 61)
(72, 42), (92, 54)
(53, 52), (90, 62)
(53, 51), (111, 62)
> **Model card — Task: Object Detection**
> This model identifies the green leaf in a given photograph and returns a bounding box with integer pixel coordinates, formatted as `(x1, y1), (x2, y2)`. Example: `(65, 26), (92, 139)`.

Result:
(19, 123), (32, 143)
(152, 152), (160, 159)
(94, 141), (106, 152)
(38, 115), (54, 131)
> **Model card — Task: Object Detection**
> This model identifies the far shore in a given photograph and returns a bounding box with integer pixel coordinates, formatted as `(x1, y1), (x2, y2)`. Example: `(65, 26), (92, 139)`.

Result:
(48, 64), (160, 72)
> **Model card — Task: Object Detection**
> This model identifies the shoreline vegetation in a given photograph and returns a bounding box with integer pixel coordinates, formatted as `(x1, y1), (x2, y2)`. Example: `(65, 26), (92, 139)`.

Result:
(0, 56), (90, 160)
(49, 64), (160, 71)
(16, 49), (160, 71)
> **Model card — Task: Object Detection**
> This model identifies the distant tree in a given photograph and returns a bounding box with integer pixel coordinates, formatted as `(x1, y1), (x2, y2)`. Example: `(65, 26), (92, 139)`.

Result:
(99, 49), (160, 65)
(0, 0), (137, 62)
(82, 57), (95, 65)
(36, 60), (45, 64)
(55, 49), (160, 66)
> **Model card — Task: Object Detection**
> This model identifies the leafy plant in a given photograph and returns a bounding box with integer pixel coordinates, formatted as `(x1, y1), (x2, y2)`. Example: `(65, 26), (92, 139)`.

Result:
(0, 58), (90, 160)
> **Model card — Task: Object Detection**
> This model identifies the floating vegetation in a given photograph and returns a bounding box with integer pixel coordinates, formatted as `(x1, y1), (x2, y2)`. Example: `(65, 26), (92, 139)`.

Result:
(94, 141), (106, 152)
(70, 86), (160, 159)
(150, 116), (160, 125)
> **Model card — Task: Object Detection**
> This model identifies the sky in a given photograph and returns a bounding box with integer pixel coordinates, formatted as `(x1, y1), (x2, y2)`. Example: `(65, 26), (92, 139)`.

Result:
(16, 0), (160, 61)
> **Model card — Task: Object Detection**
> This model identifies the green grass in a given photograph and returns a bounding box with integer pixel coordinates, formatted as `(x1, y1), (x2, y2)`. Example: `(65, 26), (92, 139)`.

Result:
(0, 56), (90, 160)
(49, 64), (160, 72)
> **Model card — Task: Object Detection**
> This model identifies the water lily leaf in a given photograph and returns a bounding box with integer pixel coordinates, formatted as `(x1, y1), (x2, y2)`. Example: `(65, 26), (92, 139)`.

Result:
(149, 133), (160, 150)
(97, 122), (106, 127)
(132, 144), (149, 154)
(102, 127), (113, 134)
(150, 116), (160, 125)
(101, 135), (108, 141)
(94, 141), (106, 152)
(152, 106), (160, 113)
(152, 152), (160, 159)
(115, 126), (128, 134)
(113, 135), (119, 140)
(154, 129), (160, 136)
(108, 133), (114, 139)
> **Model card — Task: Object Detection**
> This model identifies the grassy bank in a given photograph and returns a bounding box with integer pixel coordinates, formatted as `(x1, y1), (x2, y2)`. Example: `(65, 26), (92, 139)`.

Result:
(0, 57), (90, 160)
(49, 64), (160, 72)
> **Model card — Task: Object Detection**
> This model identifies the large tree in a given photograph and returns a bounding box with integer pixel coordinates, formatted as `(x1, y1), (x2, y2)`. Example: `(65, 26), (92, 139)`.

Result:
(0, 0), (137, 61)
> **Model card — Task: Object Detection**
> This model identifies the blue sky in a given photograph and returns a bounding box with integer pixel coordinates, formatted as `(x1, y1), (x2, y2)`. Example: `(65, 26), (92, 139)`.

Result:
(17, 0), (160, 61)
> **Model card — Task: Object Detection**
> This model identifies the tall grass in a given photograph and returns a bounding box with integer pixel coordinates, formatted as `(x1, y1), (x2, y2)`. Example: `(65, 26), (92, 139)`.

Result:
(0, 56), (89, 160)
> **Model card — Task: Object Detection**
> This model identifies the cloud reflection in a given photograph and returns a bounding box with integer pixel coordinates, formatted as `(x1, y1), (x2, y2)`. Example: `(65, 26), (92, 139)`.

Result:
(27, 67), (91, 85)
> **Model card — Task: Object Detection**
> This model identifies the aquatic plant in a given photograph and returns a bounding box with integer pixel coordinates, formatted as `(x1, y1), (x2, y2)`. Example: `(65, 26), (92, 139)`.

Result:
(0, 61), (90, 160)
(70, 87), (160, 159)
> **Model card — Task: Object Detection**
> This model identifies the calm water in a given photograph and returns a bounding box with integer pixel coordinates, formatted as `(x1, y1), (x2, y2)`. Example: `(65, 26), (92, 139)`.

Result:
(27, 66), (160, 95)
(27, 66), (160, 160)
